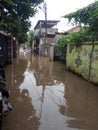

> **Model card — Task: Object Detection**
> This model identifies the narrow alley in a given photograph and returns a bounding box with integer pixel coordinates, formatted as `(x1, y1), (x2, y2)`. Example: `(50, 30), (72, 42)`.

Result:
(2, 51), (98, 130)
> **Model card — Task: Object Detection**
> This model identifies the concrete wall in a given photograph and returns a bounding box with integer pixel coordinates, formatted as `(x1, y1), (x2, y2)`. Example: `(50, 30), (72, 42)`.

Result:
(49, 43), (55, 60)
(66, 43), (98, 84)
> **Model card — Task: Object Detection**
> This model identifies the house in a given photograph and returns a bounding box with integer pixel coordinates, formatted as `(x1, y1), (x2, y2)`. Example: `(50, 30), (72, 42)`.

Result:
(66, 26), (80, 33)
(0, 31), (17, 66)
(0, 32), (8, 66)
(33, 20), (59, 56)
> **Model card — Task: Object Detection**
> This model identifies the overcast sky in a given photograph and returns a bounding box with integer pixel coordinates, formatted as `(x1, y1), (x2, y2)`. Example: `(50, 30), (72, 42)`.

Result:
(30, 0), (95, 32)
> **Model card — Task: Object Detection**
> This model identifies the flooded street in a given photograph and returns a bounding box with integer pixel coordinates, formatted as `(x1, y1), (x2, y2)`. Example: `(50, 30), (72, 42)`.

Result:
(2, 51), (98, 130)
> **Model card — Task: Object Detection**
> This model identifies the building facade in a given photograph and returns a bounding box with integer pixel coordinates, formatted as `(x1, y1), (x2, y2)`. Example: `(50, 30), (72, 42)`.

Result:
(33, 20), (59, 56)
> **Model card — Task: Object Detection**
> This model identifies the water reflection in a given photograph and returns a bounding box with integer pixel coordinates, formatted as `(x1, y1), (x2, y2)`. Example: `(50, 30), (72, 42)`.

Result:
(3, 53), (98, 130)
(19, 58), (72, 130)
(3, 55), (40, 130)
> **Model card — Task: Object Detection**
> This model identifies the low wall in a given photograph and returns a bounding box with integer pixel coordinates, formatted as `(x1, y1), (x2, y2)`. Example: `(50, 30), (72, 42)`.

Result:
(49, 43), (55, 60)
(66, 43), (98, 85)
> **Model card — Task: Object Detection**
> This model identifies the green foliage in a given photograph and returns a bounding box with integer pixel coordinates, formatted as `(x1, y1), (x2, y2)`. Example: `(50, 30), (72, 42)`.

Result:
(0, 0), (43, 44)
(64, 1), (98, 36)
(25, 34), (31, 45)
(54, 36), (67, 63)
(56, 28), (89, 45)
(29, 30), (34, 45)
(29, 30), (34, 39)
(68, 29), (89, 44)
(54, 28), (93, 63)
(24, 30), (34, 46)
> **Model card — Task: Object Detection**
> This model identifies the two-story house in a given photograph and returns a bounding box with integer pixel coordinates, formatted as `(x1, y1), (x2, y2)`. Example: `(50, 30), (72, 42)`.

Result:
(33, 20), (59, 56)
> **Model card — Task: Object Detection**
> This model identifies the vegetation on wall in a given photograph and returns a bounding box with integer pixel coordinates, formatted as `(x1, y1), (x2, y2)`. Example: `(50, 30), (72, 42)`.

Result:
(55, 1), (98, 63)
(54, 29), (88, 63)
(63, 0), (98, 79)
(54, 36), (67, 63)
(64, 1), (98, 40)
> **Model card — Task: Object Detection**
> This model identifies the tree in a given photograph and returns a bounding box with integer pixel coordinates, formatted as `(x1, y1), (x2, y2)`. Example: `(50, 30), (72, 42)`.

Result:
(63, 1), (98, 80)
(25, 34), (31, 45)
(0, 0), (43, 44)
(64, 1), (98, 37)
(29, 30), (34, 44)
(29, 30), (34, 52)
(54, 36), (68, 63)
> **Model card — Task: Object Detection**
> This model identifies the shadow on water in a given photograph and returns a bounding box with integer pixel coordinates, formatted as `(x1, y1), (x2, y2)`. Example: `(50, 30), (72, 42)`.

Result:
(2, 51), (98, 130)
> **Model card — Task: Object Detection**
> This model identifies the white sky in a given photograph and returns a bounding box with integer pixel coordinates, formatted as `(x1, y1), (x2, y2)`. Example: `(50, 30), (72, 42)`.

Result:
(30, 0), (95, 32)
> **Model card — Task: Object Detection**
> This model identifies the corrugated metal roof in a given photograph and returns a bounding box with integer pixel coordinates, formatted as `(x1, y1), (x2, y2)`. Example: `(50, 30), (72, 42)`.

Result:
(34, 20), (59, 29)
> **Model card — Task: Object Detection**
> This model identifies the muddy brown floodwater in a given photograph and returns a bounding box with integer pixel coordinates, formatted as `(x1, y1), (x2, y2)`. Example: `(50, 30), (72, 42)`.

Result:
(2, 51), (98, 130)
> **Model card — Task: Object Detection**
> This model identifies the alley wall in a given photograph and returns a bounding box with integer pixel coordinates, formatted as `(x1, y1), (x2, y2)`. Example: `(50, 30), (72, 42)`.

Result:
(66, 43), (98, 85)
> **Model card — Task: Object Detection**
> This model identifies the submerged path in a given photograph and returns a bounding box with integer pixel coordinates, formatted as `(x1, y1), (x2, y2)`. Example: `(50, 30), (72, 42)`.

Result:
(2, 51), (98, 130)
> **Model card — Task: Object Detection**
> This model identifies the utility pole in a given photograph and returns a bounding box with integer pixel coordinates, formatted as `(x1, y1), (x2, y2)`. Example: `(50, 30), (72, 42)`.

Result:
(43, 2), (48, 56)
(39, 2), (48, 56)
(43, 2), (47, 44)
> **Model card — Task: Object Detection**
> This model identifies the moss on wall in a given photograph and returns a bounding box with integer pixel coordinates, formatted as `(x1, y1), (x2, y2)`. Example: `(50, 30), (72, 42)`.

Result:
(90, 45), (98, 84)
(66, 43), (98, 84)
